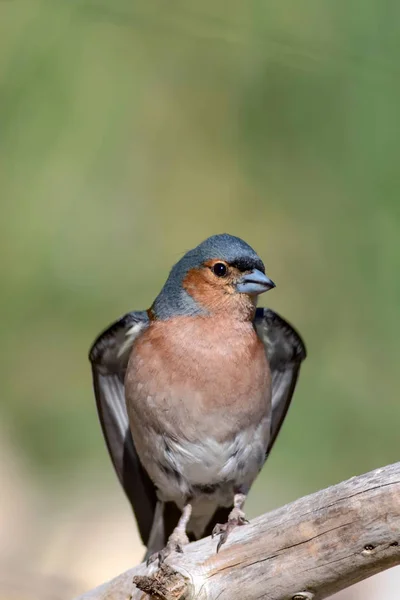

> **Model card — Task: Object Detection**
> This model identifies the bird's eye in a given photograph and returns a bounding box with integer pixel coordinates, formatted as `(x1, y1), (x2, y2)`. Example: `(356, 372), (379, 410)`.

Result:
(212, 262), (228, 277)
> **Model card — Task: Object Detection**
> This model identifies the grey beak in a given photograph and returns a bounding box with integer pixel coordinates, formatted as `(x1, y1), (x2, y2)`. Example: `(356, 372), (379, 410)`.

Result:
(236, 269), (276, 296)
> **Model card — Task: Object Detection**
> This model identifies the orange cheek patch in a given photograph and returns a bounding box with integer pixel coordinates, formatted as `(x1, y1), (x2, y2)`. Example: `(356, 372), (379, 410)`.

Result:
(183, 268), (228, 311)
(182, 267), (255, 320)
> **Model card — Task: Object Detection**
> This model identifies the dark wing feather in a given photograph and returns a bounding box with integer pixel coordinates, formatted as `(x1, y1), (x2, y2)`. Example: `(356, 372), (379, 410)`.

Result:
(89, 311), (158, 545)
(254, 308), (307, 456)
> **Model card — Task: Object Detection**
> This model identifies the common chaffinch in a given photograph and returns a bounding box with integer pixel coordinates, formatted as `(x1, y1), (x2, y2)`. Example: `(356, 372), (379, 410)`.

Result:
(89, 234), (306, 564)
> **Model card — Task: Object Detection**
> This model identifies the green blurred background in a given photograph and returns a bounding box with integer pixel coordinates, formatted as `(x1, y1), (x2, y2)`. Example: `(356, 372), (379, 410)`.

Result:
(1, 1), (399, 598)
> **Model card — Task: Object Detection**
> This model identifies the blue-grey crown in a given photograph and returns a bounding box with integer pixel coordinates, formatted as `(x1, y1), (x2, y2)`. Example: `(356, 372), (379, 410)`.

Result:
(152, 234), (265, 320)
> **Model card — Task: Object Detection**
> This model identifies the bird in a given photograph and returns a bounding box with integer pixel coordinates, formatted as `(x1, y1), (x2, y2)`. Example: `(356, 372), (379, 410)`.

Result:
(89, 233), (306, 564)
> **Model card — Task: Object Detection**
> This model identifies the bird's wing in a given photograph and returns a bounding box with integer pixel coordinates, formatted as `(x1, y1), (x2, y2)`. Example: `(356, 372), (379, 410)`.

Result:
(88, 310), (158, 546)
(254, 307), (307, 456)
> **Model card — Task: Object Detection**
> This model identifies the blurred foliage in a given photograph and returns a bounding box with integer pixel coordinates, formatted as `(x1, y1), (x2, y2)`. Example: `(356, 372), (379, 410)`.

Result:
(1, 0), (400, 502)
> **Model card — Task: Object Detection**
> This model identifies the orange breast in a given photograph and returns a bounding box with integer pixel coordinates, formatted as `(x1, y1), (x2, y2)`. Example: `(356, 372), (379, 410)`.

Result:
(125, 316), (271, 443)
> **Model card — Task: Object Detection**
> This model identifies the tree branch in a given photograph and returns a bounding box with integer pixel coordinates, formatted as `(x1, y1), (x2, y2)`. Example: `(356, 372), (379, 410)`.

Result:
(75, 462), (400, 600)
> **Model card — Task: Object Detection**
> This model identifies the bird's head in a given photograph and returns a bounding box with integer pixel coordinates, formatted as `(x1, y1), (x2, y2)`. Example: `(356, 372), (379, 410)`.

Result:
(150, 234), (275, 321)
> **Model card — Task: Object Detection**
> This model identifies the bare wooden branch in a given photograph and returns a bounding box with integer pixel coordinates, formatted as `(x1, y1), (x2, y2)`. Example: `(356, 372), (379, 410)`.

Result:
(75, 462), (400, 600)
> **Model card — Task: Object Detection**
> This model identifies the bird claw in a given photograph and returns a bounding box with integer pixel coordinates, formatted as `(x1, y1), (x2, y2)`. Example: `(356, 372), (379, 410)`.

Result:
(146, 552), (159, 567)
(212, 511), (249, 552)
(146, 533), (188, 566)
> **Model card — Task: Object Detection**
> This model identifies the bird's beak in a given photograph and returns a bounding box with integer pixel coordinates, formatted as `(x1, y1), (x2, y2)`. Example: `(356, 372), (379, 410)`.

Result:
(236, 269), (276, 296)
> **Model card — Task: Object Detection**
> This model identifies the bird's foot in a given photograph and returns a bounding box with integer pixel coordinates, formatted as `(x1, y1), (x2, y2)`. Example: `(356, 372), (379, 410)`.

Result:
(147, 529), (189, 566)
(212, 505), (249, 553)
(147, 503), (192, 567)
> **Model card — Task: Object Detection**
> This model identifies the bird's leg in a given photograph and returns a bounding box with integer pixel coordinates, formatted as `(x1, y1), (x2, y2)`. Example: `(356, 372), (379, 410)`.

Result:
(212, 493), (249, 552)
(147, 503), (192, 566)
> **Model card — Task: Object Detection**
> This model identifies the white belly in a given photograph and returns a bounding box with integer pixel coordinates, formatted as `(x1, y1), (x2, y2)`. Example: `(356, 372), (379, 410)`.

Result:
(144, 415), (271, 509)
